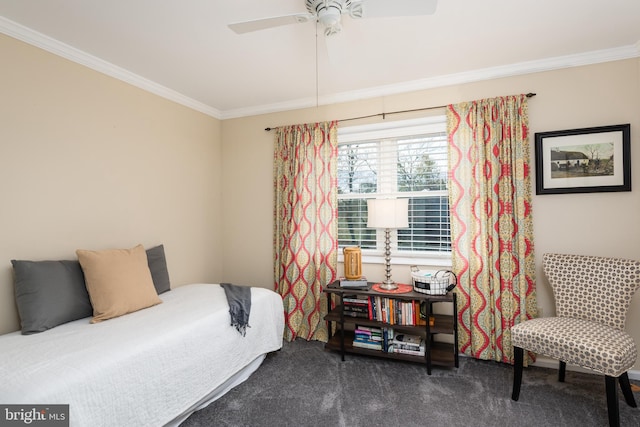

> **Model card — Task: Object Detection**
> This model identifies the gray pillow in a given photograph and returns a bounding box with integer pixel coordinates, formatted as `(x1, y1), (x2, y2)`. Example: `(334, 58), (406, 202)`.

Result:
(11, 259), (93, 335)
(146, 244), (171, 294)
(11, 245), (170, 334)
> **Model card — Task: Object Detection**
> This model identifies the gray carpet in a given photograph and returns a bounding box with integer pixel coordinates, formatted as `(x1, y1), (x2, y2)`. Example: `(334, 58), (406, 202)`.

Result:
(180, 340), (639, 427)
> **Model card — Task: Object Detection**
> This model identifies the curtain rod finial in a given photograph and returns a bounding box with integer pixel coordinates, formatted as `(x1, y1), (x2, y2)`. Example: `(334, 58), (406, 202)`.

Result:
(526, 93), (536, 98)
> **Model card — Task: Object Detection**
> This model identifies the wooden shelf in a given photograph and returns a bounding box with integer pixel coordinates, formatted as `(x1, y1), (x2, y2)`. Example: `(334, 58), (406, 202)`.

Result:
(325, 307), (454, 334)
(325, 332), (456, 367)
(323, 281), (458, 374)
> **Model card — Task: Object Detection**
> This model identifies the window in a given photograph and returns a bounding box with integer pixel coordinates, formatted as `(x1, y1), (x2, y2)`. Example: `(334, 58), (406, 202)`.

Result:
(337, 116), (451, 263)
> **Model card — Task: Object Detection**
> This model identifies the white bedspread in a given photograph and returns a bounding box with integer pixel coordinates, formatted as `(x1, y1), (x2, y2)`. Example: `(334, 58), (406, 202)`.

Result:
(0, 283), (284, 427)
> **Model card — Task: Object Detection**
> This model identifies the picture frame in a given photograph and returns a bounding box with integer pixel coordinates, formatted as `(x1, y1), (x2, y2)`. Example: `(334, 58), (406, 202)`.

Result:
(534, 124), (631, 195)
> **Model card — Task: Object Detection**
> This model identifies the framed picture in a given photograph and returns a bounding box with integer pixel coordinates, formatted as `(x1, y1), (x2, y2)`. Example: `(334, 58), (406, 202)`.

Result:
(534, 124), (631, 195)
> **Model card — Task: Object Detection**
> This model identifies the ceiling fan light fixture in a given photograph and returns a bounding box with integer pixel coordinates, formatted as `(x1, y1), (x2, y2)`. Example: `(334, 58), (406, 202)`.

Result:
(319, 7), (342, 34)
(323, 22), (342, 36)
(307, 0), (346, 35)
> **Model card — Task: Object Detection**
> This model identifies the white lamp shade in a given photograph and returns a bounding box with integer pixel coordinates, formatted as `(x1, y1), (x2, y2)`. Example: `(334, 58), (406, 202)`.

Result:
(367, 198), (409, 229)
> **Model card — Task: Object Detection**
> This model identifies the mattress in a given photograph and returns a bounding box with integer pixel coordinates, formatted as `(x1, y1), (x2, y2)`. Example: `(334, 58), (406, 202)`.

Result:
(0, 283), (284, 427)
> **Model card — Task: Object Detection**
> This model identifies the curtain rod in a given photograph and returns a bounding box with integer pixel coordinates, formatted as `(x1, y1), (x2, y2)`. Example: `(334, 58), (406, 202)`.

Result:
(264, 93), (536, 131)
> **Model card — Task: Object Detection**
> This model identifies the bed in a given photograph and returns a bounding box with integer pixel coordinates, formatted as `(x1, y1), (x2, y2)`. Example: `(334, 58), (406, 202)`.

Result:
(0, 245), (284, 427)
(0, 281), (284, 426)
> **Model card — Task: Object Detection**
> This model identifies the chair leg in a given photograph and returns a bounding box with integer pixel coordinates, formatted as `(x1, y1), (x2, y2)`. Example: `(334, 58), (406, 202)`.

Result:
(606, 375), (620, 427)
(618, 372), (637, 407)
(512, 346), (524, 401)
(558, 360), (566, 382)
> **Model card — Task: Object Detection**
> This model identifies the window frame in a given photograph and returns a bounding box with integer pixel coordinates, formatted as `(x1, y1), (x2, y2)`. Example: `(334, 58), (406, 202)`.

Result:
(337, 115), (452, 267)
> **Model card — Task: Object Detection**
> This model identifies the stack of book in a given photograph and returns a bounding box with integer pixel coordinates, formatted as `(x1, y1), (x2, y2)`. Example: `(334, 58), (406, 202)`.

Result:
(352, 325), (382, 350)
(368, 296), (425, 326)
(389, 333), (425, 356)
(339, 277), (369, 288)
(343, 294), (370, 318)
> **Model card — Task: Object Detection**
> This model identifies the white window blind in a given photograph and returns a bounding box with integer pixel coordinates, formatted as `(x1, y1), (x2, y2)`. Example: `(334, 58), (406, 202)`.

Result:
(337, 117), (451, 257)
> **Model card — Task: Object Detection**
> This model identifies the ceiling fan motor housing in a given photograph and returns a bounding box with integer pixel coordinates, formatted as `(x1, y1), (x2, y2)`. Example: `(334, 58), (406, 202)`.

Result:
(306, 0), (362, 35)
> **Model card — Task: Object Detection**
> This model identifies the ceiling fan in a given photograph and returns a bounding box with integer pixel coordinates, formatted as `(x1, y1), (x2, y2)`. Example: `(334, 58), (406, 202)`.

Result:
(228, 0), (438, 37)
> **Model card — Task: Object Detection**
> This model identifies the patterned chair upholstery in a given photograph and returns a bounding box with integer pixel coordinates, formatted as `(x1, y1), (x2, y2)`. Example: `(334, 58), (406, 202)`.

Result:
(511, 253), (640, 427)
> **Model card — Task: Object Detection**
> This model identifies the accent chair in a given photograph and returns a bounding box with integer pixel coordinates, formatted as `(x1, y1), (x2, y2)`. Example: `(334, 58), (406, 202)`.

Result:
(511, 253), (640, 427)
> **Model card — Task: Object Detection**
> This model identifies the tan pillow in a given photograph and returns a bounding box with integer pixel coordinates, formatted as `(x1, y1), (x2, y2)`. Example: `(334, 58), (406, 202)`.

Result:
(77, 244), (161, 323)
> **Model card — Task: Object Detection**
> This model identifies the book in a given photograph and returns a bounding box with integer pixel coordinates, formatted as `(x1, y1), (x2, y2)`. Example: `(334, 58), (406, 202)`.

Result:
(393, 346), (425, 356)
(344, 304), (368, 313)
(343, 296), (369, 304)
(355, 326), (382, 342)
(393, 333), (422, 346)
(393, 342), (423, 351)
(356, 324), (382, 333)
(352, 339), (382, 351)
(339, 277), (369, 288)
(344, 310), (368, 318)
(355, 333), (382, 342)
(382, 327), (394, 352)
(391, 333), (424, 355)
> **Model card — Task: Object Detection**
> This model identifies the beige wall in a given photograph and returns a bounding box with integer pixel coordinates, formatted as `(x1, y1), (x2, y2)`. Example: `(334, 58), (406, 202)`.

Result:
(222, 58), (640, 367)
(3, 30), (640, 369)
(0, 34), (223, 334)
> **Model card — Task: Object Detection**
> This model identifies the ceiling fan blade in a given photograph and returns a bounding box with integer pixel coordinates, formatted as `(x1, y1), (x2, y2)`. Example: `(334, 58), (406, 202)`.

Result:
(322, 29), (345, 68)
(358, 0), (438, 18)
(323, 21), (364, 69)
(228, 13), (312, 34)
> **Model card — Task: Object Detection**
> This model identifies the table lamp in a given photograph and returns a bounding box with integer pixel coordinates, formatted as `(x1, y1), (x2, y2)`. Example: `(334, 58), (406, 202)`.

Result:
(367, 198), (409, 290)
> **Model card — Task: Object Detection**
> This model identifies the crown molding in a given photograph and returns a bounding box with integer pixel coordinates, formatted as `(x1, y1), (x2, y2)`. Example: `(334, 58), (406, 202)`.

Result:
(0, 16), (222, 119)
(341, 44), (640, 100)
(222, 42), (640, 119)
(2, 15), (638, 121)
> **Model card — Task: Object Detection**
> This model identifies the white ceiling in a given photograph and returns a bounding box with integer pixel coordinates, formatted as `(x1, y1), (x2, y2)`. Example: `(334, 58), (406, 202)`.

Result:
(1, 0), (639, 119)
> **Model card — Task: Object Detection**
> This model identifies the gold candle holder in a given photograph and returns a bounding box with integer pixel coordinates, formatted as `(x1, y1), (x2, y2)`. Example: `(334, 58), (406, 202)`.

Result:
(343, 247), (362, 280)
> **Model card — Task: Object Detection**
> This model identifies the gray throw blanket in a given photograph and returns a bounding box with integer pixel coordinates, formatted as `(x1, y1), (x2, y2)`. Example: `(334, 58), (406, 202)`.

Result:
(220, 283), (251, 336)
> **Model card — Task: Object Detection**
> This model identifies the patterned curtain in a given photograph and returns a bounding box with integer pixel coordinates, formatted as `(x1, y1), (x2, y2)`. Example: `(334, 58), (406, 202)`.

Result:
(447, 94), (537, 364)
(273, 121), (339, 342)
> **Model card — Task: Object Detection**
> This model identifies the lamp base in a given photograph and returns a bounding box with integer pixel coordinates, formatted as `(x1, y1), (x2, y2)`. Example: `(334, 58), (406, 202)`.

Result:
(378, 228), (398, 290)
(378, 280), (398, 291)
